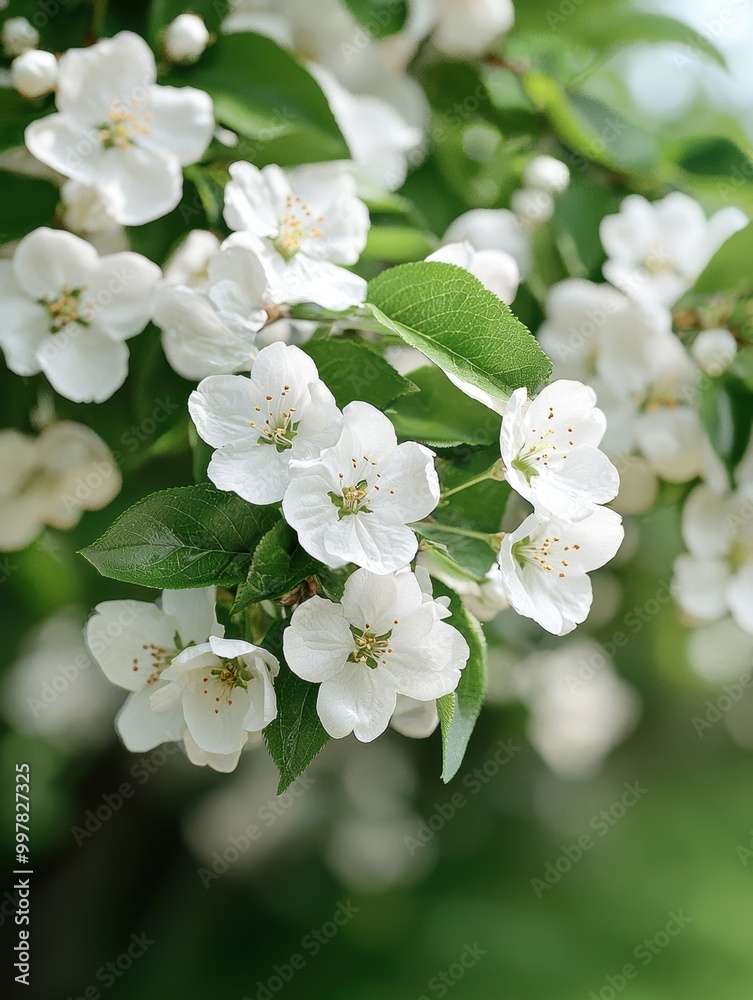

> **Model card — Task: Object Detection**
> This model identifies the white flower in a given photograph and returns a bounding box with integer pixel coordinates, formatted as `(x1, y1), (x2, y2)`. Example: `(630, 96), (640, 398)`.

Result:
(283, 401), (440, 574)
(0, 227), (160, 402)
(431, 0), (514, 57)
(61, 180), (119, 236)
(522, 155), (570, 195)
(673, 485), (753, 634)
(691, 327), (737, 376)
(600, 192), (747, 307)
(163, 230), (221, 289)
(538, 279), (675, 398)
(163, 13), (210, 64)
(498, 506), (624, 636)
(25, 31), (214, 226)
(154, 635), (279, 759)
(223, 161), (370, 309)
(283, 567), (469, 741)
(417, 549), (509, 621)
(153, 239), (267, 380)
(11, 49), (57, 99)
(390, 694), (440, 738)
(189, 342), (342, 504)
(0, 421), (121, 551)
(511, 187), (555, 227)
(500, 380), (619, 521)
(427, 240), (519, 305)
(2, 17), (38, 57)
(442, 207), (532, 278)
(86, 588), (224, 755)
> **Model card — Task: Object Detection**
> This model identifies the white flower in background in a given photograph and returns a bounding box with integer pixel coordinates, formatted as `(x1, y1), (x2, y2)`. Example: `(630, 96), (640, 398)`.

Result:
(3, 610), (118, 748)
(498, 505), (624, 636)
(514, 640), (640, 779)
(600, 192), (747, 307)
(11, 49), (57, 100)
(153, 238), (267, 380)
(284, 568), (468, 741)
(522, 155), (570, 195)
(443, 207), (532, 278)
(431, 0), (514, 57)
(427, 241), (520, 305)
(283, 401), (440, 574)
(61, 180), (119, 236)
(311, 65), (422, 194)
(163, 13), (210, 64)
(2, 17), (38, 57)
(163, 230), (221, 289)
(86, 588), (224, 756)
(673, 485), (753, 634)
(390, 694), (440, 738)
(691, 328), (737, 376)
(189, 342), (342, 504)
(224, 161), (370, 309)
(153, 636), (279, 762)
(0, 227), (160, 402)
(0, 422), (121, 551)
(25, 31), (214, 226)
(417, 549), (509, 622)
(500, 380), (619, 521)
(511, 187), (555, 228)
(538, 279), (675, 398)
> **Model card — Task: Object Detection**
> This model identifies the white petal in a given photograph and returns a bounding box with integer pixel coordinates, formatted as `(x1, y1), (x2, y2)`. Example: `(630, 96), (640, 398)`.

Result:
(284, 596), (353, 682)
(143, 84), (214, 165)
(116, 685), (185, 753)
(86, 600), (176, 691)
(317, 663), (398, 741)
(13, 227), (100, 300)
(88, 252), (161, 340)
(37, 324), (129, 403)
(160, 588), (223, 646)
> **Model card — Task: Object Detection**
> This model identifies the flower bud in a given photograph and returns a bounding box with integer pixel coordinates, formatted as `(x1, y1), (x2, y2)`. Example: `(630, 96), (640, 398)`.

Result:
(523, 155), (570, 195)
(511, 187), (555, 227)
(11, 49), (58, 100)
(2, 16), (39, 58)
(163, 14), (209, 64)
(691, 327), (737, 376)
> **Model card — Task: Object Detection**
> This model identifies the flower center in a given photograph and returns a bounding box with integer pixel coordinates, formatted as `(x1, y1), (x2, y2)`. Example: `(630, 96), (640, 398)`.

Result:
(39, 285), (93, 332)
(98, 98), (152, 150)
(512, 533), (578, 578)
(348, 624), (394, 669)
(329, 479), (373, 519)
(513, 411), (574, 480)
(249, 388), (299, 452)
(201, 658), (253, 715)
(273, 194), (324, 260)
(642, 248), (675, 275)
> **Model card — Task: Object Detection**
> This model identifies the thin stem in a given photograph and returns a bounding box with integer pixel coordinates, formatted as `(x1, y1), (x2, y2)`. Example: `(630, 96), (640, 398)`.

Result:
(439, 460), (506, 500)
(287, 304), (387, 335)
(417, 523), (495, 544)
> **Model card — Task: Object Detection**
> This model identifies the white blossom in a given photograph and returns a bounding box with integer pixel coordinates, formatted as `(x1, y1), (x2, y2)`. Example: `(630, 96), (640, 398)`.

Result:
(189, 342), (342, 505)
(11, 49), (57, 99)
(2, 17), (38, 57)
(0, 421), (121, 551)
(511, 187), (555, 227)
(522, 155), (570, 195)
(498, 506), (624, 636)
(691, 327), (738, 376)
(283, 567), (468, 741)
(500, 380), (619, 521)
(163, 14), (209, 64)
(61, 180), (119, 236)
(163, 230), (221, 289)
(442, 207), (532, 278)
(283, 401), (440, 574)
(0, 227), (160, 402)
(25, 31), (214, 225)
(427, 240), (519, 305)
(390, 694), (440, 738)
(224, 161), (370, 310)
(431, 0), (514, 57)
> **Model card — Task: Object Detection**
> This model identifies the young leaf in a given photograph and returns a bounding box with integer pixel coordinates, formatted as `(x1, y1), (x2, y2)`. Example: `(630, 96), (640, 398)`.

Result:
(262, 621), (329, 794)
(302, 338), (416, 409)
(388, 366), (501, 447)
(233, 521), (318, 614)
(81, 484), (279, 589)
(343, 0), (408, 38)
(367, 261), (552, 399)
(433, 582), (487, 782)
(692, 223), (753, 296)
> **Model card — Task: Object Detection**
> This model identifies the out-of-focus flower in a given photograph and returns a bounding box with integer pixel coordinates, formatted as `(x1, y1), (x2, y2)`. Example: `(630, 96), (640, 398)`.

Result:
(163, 13), (210, 64)
(0, 422), (121, 550)
(2, 17), (38, 57)
(431, 0), (514, 57)
(11, 49), (57, 99)
(523, 155), (570, 195)
(163, 230), (221, 289)
(428, 240), (519, 305)
(690, 327), (738, 376)
(511, 187), (555, 228)
(60, 180), (119, 235)
(443, 207), (532, 278)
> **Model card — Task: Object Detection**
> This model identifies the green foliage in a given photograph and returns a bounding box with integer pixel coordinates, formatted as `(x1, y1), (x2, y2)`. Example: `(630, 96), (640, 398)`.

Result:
(262, 621), (329, 794)
(233, 521), (317, 614)
(692, 223), (753, 296)
(302, 338), (417, 409)
(368, 262), (552, 400)
(0, 172), (59, 243)
(81, 484), (280, 589)
(342, 0), (408, 38)
(700, 377), (753, 481)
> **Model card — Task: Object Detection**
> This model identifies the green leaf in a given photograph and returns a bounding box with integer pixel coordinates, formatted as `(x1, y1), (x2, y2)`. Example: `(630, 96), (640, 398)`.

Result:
(432, 582), (487, 782)
(367, 262), (551, 400)
(0, 90), (52, 156)
(388, 366), (501, 447)
(314, 567), (350, 603)
(700, 378), (753, 480)
(167, 33), (348, 162)
(678, 136), (752, 180)
(302, 337), (417, 409)
(81, 484), (280, 589)
(262, 621), (329, 794)
(0, 172), (59, 243)
(342, 0), (408, 38)
(692, 223), (753, 296)
(233, 521), (317, 614)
